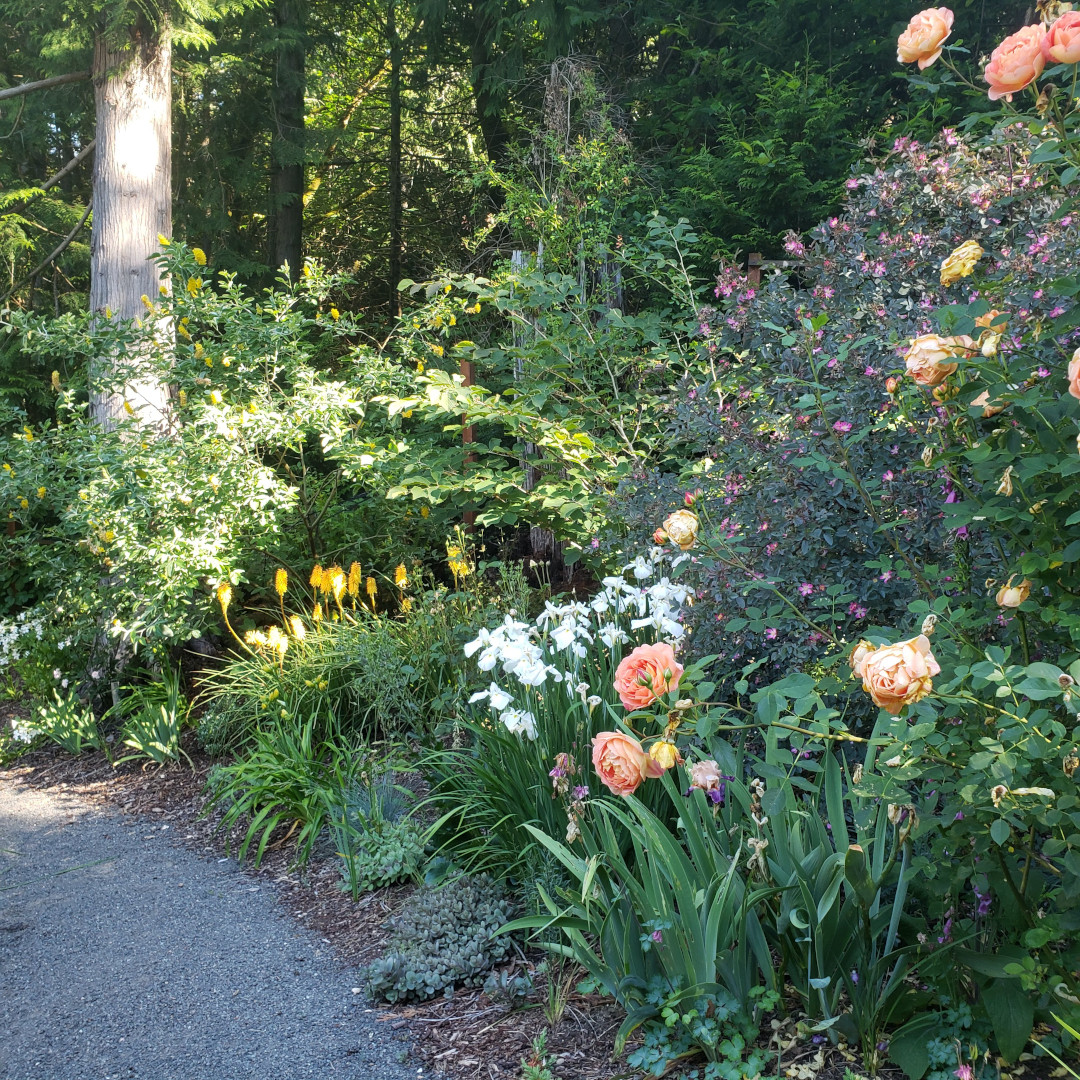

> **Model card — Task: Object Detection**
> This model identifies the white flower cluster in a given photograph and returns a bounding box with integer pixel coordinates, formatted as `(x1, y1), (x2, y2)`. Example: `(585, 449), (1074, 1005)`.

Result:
(9, 718), (36, 744)
(465, 549), (690, 740)
(0, 611), (45, 670)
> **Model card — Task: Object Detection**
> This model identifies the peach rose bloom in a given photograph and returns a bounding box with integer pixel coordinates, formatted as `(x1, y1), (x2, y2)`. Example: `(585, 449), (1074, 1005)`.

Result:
(592, 731), (663, 796)
(1068, 347), (1080, 400)
(904, 334), (974, 386)
(857, 635), (941, 715)
(971, 390), (1006, 418)
(985, 25), (1046, 101)
(1043, 11), (1080, 64)
(974, 309), (1008, 330)
(849, 640), (874, 680)
(613, 642), (684, 710)
(897, 8), (954, 70)
(663, 509), (699, 551)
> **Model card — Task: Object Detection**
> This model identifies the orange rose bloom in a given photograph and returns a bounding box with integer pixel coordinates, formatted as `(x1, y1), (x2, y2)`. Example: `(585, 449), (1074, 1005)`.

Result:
(1068, 347), (1080, 400)
(613, 642), (684, 710)
(1043, 11), (1080, 64)
(904, 334), (975, 387)
(897, 8), (954, 70)
(855, 635), (941, 715)
(974, 309), (1008, 330)
(592, 731), (664, 796)
(985, 25), (1046, 101)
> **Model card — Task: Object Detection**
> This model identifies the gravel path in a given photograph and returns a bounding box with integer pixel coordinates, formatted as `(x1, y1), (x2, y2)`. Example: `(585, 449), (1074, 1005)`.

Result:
(0, 779), (418, 1080)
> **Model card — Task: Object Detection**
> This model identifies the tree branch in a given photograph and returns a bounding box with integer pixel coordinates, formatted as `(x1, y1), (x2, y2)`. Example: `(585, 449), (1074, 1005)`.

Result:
(40, 140), (96, 192)
(0, 71), (91, 102)
(1, 199), (92, 306)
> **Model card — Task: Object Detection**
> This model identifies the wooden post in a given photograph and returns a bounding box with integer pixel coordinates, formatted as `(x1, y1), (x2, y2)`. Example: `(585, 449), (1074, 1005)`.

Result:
(460, 357), (476, 530)
(747, 252), (763, 286)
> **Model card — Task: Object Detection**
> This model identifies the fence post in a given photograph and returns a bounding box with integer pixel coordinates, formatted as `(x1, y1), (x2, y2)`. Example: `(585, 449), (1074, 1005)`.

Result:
(747, 252), (763, 286)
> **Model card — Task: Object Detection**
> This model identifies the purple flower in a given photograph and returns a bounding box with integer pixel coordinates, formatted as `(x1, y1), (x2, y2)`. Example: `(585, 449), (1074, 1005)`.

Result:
(833, 420), (852, 433)
(572, 785), (589, 800)
(651, 929), (663, 944)
(850, 969), (859, 985)
(798, 582), (814, 596)
(765, 628), (778, 640)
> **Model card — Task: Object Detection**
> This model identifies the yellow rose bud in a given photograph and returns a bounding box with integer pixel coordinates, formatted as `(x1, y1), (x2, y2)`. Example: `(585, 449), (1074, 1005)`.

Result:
(648, 740), (679, 771)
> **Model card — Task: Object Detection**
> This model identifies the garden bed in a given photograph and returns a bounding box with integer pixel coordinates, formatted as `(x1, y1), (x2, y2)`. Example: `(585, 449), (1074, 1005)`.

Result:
(1, 730), (935, 1080)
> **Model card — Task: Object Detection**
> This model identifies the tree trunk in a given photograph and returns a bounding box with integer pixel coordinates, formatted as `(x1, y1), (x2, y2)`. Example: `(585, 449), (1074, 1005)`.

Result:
(88, 20), (172, 431)
(388, 0), (402, 313)
(468, 7), (510, 165)
(269, 0), (305, 276)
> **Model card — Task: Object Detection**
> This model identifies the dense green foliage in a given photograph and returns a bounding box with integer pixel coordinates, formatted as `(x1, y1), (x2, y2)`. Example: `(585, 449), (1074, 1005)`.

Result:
(9, 2), (1080, 1077)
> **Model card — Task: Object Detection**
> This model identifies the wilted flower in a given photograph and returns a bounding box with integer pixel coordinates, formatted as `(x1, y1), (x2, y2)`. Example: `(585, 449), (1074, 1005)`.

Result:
(991, 784), (1009, 807)
(1063, 753), (1079, 778)
(921, 445), (934, 467)
(996, 466), (1014, 497)
(995, 574), (1031, 608)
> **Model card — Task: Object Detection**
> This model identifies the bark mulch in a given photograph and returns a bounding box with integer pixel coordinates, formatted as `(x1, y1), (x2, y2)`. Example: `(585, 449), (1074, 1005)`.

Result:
(0, 730), (1041, 1080)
